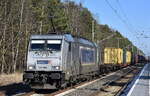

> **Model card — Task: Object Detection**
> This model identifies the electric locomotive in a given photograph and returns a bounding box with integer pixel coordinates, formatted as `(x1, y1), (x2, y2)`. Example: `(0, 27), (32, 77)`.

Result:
(23, 34), (99, 89)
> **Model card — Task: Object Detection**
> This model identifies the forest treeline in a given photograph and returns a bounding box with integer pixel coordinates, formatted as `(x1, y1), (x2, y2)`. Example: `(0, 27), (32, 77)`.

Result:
(0, 0), (138, 73)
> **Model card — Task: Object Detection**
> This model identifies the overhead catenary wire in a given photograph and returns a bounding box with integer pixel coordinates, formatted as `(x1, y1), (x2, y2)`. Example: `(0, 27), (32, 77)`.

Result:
(116, 0), (147, 54)
(116, 0), (141, 38)
(104, 0), (132, 33)
(99, 32), (116, 43)
(104, 0), (144, 53)
(116, 0), (131, 26)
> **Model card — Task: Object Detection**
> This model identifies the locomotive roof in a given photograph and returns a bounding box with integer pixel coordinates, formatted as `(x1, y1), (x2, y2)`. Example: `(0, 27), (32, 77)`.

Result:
(30, 34), (96, 47)
(30, 35), (63, 40)
(77, 38), (96, 47)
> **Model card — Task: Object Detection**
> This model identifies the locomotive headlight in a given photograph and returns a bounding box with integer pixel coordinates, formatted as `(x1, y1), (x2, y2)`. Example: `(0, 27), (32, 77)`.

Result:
(29, 66), (33, 70)
(52, 66), (60, 70)
(28, 65), (35, 70)
(55, 66), (60, 70)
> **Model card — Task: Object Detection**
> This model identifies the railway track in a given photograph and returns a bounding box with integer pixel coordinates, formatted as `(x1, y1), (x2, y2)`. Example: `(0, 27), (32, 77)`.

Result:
(13, 64), (143, 96)
(54, 66), (134, 96)
(93, 65), (142, 96)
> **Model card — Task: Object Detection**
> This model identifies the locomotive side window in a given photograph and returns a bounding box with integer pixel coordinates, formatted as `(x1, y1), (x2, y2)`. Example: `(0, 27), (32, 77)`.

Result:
(80, 47), (95, 64)
(31, 40), (45, 50)
(47, 40), (61, 51)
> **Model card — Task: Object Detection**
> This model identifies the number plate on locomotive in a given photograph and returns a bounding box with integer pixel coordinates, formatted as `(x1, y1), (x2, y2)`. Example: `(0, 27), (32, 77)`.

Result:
(37, 60), (49, 64)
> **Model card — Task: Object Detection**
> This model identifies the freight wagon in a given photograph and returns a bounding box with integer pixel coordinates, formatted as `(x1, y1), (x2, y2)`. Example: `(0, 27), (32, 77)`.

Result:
(104, 48), (123, 65)
(131, 53), (138, 65)
(138, 55), (147, 63)
(104, 48), (132, 67)
(126, 51), (132, 66)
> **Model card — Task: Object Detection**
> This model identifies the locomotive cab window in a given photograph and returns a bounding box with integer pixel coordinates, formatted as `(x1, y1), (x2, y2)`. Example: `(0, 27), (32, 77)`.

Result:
(30, 40), (45, 50)
(47, 40), (61, 51)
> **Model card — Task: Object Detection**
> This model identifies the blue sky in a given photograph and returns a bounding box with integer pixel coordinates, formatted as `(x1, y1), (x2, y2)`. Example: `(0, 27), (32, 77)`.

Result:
(70, 0), (150, 56)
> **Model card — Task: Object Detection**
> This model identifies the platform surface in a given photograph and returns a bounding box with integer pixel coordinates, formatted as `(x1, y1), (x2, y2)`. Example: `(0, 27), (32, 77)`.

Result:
(124, 64), (150, 96)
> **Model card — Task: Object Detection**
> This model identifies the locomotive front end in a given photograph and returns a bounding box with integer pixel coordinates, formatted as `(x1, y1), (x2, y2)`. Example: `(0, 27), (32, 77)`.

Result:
(23, 35), (64, 89)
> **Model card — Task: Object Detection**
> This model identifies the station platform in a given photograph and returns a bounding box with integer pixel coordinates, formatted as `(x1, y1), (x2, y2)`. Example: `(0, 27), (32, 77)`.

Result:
(121, 63), (150, 96)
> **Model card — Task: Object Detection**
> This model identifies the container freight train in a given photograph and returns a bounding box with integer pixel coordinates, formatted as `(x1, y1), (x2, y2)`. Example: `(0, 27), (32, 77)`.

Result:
(103, 48), (137, 67)
(23, 34), (145, 89)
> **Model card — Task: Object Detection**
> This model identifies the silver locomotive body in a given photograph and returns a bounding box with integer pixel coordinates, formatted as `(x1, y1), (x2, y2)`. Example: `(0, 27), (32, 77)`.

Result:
(23, 34), (99, 89)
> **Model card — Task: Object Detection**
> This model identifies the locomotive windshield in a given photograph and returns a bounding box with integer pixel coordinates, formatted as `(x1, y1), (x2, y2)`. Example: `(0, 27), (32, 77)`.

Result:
(30, 40), (61, 51)
(47, 40), (61, 51)
(30, 40), (45, 50)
